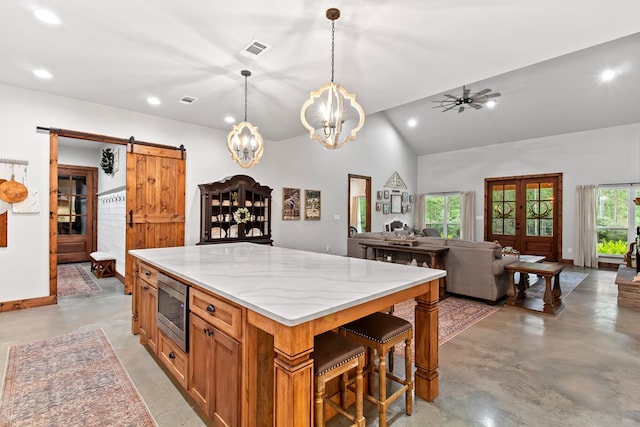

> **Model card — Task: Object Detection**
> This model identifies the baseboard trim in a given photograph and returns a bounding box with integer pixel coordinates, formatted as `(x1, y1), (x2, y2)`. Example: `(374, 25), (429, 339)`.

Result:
(0, 295), (57, 313)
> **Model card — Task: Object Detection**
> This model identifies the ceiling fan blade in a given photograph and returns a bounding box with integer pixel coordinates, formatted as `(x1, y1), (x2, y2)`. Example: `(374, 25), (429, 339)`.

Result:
(487, 92), (501, 98)
(458, 106), (465, 113)
(444, 94), (458, 100)
(463, 87), (470, 98)
(441, 104), (456, 112)
(475, 88), (491, 96)
(469, 103), (482, 109)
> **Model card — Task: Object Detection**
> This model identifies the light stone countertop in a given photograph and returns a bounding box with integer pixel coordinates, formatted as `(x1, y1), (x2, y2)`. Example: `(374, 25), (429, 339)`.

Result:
(130, 243), (446, 326)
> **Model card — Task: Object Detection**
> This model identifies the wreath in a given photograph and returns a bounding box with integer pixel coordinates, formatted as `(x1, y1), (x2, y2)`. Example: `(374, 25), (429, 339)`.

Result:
(233, 207), (251, 224)
(100, 148), (115, 175)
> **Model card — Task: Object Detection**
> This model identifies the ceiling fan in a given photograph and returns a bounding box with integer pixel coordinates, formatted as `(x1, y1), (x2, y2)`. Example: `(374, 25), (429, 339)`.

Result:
(433, 85), (501, 113)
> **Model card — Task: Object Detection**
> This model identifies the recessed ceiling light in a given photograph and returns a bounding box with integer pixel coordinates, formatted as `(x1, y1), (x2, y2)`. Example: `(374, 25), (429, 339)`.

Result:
(224, 116), (235, 124)
(407, 118), (417, 128)
(147, 97), (161, 105)
(486, 100), (497, 108)
(33, 69), (52, 79)
(33, 9), (61, 25)
(600, 69), (616, 81)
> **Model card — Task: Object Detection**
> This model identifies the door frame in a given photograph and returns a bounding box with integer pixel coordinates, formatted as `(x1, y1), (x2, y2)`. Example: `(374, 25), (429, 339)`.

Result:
(484, 172), (563, 261)
(348, 174), (371, 235)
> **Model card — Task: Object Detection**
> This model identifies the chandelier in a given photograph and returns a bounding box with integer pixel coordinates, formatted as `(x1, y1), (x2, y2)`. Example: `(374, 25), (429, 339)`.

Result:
(300, 8), (365, 149)
(227, 70), (264, 168)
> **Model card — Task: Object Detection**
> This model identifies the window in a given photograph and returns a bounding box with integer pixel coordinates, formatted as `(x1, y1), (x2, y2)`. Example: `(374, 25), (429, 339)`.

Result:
(424, 193), (460, 238)
(596, 186), (640, 256)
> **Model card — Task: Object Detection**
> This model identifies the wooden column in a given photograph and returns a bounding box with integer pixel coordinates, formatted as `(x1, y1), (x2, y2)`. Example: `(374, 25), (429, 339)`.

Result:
(413, 279), (439, 401)
(272, 324), (314, 426)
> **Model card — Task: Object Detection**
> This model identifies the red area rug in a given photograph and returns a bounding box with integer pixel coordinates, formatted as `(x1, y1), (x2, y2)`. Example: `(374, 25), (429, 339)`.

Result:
(393, 296), (499, 356)
(57, 264), (101, 297)
(0, 329), (157, 426)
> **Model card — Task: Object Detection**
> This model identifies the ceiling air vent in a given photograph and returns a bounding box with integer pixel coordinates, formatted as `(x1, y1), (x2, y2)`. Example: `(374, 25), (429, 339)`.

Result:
(240, 40), (270, 59)
(179, 96), (198, 104)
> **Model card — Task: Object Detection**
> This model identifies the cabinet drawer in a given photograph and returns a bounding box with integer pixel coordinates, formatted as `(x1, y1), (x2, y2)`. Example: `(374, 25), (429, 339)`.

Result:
(138, 261), (158, 287)
(157, 330), (188, 389)
(190, 287), (242, 340)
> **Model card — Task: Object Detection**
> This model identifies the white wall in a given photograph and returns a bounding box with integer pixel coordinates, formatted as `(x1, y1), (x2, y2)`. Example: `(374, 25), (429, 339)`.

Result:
(0, 83), (416, 303)
(417, 122), (640, 260)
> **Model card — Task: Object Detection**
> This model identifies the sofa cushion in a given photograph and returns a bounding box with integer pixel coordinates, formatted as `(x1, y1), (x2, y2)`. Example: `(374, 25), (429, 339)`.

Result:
(446, 239), (502, 258)
(415, 236), (447, 246)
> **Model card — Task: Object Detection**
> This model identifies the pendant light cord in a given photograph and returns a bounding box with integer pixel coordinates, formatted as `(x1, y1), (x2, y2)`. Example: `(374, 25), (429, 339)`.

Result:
(330, 20), (335, 83)
(244, 75), (248, 122)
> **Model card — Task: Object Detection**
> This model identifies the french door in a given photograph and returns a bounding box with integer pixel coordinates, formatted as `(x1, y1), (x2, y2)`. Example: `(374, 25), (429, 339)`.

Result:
(57, 165), (97, 263)
(485, 173), (562, 261)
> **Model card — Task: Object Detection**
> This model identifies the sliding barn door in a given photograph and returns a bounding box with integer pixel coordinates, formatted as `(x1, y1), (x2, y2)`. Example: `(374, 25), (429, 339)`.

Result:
(485, 173), (562, 261)
(124, 142), (186, 294)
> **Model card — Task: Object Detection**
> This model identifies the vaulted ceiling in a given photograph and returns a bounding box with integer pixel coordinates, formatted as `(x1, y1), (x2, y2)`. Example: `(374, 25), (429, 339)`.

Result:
(2, 1), (640, 155)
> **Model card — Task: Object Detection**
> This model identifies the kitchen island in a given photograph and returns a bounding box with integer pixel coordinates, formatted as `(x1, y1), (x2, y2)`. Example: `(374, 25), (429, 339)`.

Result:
(130, 243), (445, 426)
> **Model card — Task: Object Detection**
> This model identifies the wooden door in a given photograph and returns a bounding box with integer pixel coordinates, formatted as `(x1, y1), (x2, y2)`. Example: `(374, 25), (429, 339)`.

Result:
(57, 165), (97, 263)
(485, 173), (562, 261)
(125, 142), (186, 294)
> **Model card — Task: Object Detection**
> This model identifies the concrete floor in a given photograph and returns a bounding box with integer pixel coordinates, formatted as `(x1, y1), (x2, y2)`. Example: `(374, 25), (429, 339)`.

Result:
(1, 264), (639, 426)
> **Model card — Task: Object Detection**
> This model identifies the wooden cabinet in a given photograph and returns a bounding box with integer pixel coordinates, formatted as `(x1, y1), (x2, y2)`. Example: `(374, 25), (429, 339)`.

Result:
(198, 174), (272, 245)
(137, 261), (158, 353)
(157, 329), (189, 389)
(189, 289), (242, 426)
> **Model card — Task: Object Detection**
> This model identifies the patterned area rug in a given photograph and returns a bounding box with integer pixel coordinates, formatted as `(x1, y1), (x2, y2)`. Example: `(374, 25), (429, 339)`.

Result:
(0, 329), (157, 426)
(57, 264), (101, 297)
(522, 271), (589, 300)
(394, 297), (499, 351)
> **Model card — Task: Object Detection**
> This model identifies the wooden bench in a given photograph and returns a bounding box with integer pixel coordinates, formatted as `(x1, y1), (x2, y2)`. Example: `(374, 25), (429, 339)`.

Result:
(89, 252), (116, 278)
(615, 265), (640, 309)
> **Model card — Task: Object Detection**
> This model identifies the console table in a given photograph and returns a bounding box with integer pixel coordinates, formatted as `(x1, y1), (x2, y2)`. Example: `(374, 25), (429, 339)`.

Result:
(358, 241), (449, 300)
(504, 261), (564, 314)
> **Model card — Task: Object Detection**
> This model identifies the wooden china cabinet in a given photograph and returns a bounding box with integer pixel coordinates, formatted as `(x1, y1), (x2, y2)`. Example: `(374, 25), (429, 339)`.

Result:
(198, 175), (272, 245)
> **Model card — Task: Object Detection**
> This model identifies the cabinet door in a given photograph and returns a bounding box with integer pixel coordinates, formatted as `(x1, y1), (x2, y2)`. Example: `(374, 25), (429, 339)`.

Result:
(211, 327), (241, 427)
(138, 277), (157, 353)
(189, 314), (213, 411)
(189, 314), (241, 426)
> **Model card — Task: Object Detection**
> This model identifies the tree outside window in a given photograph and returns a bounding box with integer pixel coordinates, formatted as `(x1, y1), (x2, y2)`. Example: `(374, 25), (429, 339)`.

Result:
(596, 187), (640, 256)
(424, 194), (461, 238)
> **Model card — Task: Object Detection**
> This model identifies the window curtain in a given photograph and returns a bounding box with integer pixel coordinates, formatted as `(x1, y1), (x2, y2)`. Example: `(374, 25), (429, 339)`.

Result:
(415, 194), (426, 231)
(574, 184), (598, 267)
(460, 191), (475, 241)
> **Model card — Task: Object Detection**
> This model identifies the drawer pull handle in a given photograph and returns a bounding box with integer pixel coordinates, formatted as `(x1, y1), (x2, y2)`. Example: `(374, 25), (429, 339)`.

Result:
(145, 271), (151, 277)
(168, 351), (175, 359)
(206, 304), (216, 313)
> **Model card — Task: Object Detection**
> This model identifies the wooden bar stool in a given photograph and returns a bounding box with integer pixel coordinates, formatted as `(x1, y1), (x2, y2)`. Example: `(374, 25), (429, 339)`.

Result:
(312, 331), (366, 427)
(340, 312), (413, 427)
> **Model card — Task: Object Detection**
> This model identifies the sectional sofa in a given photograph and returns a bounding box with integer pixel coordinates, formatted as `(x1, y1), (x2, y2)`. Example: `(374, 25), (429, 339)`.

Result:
(347, 232), (518, 303)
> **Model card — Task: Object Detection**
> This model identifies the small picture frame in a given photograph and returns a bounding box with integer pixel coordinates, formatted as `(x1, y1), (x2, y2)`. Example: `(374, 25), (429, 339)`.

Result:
(407, 204), (412, 213)
(382, 203), (390, 215)
(304, 189), (321, 220)
(402, 192), (409, 203)
(282, 187), (301, 220)
(377, 190), (383, 200)
(409, 195), (415, 204)
(376, 202), (382, 212)
(383, 190), (390, 200)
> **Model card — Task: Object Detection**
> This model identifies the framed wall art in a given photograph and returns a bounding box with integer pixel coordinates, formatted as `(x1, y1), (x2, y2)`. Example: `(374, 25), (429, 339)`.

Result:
(376, 202), (382, 212)
(282, 187), (300, 220)
(377, 190), (383, 200)
(383, 190), (389, 199)
(304, 189), (321, 220)
(382, 203), (390, 214)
